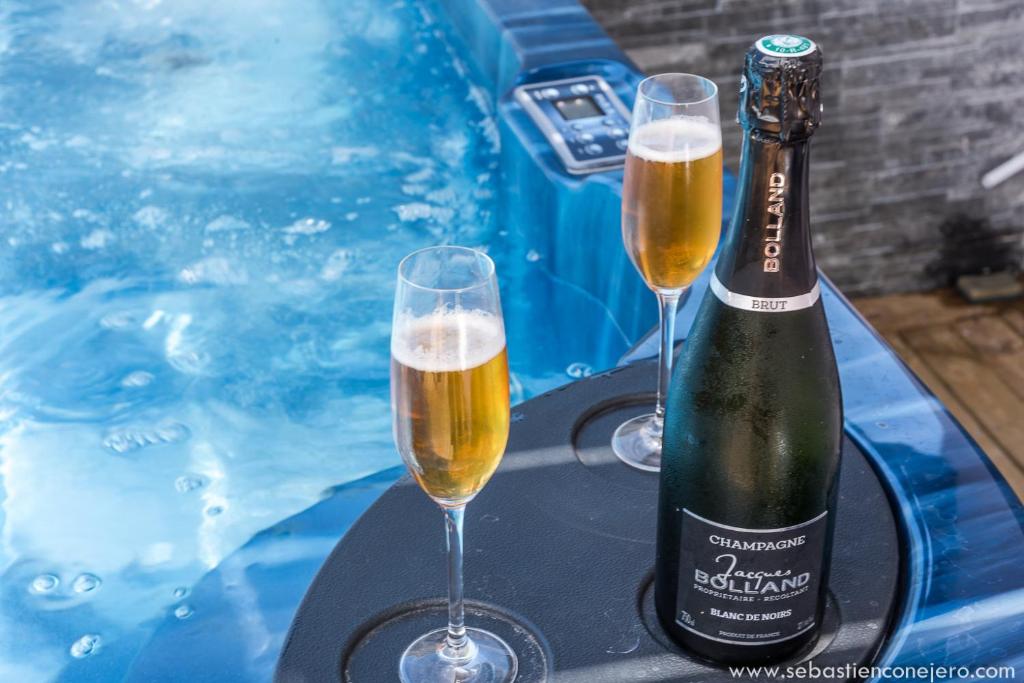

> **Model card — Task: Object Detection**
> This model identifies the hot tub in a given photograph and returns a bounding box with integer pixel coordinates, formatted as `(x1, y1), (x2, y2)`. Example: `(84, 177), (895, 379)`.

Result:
(2, 0), (1022, 681)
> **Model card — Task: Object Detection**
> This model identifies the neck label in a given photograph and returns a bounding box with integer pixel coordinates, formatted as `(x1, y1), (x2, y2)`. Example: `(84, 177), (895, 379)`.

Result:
(711, 273), (820, 312)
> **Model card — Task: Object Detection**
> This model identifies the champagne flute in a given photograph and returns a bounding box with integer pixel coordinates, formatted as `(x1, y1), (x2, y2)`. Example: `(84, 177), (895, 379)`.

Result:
(391, 246), (517, 683)
(612, 73), (723, 471)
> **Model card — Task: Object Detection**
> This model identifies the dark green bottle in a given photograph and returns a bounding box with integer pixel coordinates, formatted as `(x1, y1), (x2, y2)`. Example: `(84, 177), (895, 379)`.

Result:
(655, 35), (842, 665)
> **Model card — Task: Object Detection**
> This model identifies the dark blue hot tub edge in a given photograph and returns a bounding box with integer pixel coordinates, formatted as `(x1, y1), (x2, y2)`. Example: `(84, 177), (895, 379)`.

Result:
(821, 281), (1024, 675)
(435, 0), (633, 96)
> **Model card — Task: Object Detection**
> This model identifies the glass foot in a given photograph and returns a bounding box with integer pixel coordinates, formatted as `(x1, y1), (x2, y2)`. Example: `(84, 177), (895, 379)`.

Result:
(399, 627), (517, 683)
(611, 412), (662, 472)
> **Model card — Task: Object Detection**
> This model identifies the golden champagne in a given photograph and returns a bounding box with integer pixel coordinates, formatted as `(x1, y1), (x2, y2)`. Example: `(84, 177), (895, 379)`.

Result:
(622, 117), (723, 290)
(391, 310), (510, 505)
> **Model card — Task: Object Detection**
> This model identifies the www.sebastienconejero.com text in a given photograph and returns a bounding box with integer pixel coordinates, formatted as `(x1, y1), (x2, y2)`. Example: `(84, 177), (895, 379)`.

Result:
(729, 663), (1016, 681)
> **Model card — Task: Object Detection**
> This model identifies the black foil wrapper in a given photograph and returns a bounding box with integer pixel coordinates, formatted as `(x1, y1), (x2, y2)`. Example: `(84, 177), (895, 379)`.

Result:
(739, 39), (823, 141)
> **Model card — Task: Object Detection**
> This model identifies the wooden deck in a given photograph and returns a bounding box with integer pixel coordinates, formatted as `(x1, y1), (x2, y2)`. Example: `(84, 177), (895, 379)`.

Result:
(853, 290), (1024, 498)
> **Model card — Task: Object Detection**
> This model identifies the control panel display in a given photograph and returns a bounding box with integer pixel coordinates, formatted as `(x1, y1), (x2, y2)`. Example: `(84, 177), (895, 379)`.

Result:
(514, 76), (631, 175)
(554, 95), (602, 121)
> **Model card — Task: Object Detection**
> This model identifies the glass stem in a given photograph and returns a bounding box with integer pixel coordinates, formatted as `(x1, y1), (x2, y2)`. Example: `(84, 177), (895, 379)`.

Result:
(442, 504), (471, 661)
(654, 290), (683, 426)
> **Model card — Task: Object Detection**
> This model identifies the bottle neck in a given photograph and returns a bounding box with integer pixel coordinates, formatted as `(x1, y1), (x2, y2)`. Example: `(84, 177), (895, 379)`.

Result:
(714, 131), (818, 308)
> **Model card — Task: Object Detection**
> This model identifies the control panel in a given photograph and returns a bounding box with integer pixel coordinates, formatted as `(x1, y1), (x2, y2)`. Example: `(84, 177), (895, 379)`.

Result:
(513, 76), (631, 175)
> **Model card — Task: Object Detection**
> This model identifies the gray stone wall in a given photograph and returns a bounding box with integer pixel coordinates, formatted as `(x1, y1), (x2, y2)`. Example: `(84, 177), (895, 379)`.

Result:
(582, 0), (1024, 295)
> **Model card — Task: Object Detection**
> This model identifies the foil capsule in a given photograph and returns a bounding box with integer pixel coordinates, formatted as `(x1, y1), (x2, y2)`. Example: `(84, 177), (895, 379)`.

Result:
(739, 34), (823, 141)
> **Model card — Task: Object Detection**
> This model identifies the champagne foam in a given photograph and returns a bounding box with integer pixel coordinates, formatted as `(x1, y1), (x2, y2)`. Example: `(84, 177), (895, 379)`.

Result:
(628, 117), (722, 163)
(392, 309), (505, 372)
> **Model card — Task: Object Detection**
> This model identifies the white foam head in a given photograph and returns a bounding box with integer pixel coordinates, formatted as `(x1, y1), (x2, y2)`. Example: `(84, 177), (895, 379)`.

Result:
(628, 117), (722, 163)
(391, 308), (505, 372)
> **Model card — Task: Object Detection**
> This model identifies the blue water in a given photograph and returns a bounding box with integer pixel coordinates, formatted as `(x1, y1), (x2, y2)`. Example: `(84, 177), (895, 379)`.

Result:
(0, 0), (630, 679)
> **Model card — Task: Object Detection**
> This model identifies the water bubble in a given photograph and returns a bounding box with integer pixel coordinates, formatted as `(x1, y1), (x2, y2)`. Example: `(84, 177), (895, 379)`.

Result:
(64, 134), (92, 150)
(70, 634), (101, 658)
(173, 587), (189, 599)
(142, 310), (165, 329)
(30, 574), (60, 594)
(179, 256), (248, 286)
(481, 514), (500, 523)
(565, 362), (593, 379)
(121, 371), (154, 388)
(393, 203), (453, 223)
(321, 249), (353, 282)
(204, 215), (250, 233)
(104, 421), (191, 454)
(166, 349), (209, 375)
(80, 229), (113, 249)
(330, 146), (379, 164)
(133, 205), (168, 229)
(426, 186), (456, 204)
(525, 249), (541, 262)
(282, 217), (331, 235)
(175, 475), (206, 493)
(72, 574), (101, 593)
(404, 166), (434, 184)
(174, 604), (194, 620)
(205, 505), (224, 517)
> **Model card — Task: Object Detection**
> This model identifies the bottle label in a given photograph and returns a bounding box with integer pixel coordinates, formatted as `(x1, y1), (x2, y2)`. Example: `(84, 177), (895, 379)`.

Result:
(710, 273), (820, 312)
(675, 509), (828, 646)
(756, 35), (816, 57)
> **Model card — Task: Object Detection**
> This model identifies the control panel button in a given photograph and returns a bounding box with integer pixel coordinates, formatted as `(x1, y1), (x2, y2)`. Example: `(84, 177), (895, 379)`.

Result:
(616, 139), (628, 151)
(541, 87), (559, 99)
(571, 123), (584, 131)
(609, 128), (626, 138)
(571, 83), (590, 95)
(585, 143), (604, 155)
(602, 118), (616, 126)
(578, 132), (594, 143)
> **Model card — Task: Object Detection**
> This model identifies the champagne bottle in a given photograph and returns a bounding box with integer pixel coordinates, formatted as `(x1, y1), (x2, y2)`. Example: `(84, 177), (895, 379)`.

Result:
(655, 35), (842, 665)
